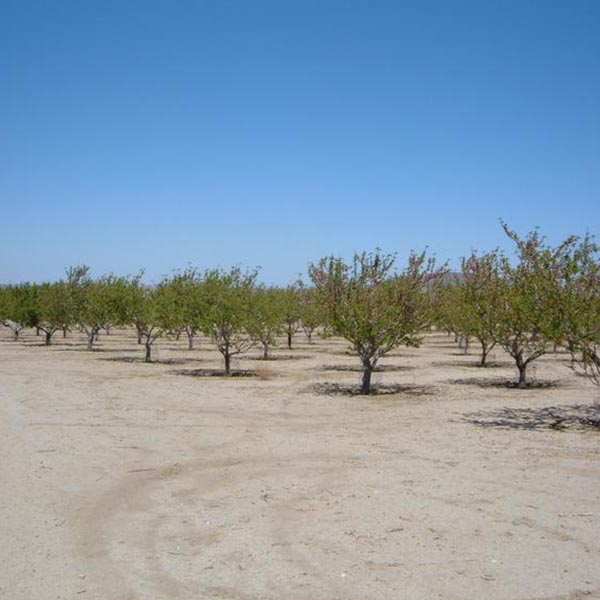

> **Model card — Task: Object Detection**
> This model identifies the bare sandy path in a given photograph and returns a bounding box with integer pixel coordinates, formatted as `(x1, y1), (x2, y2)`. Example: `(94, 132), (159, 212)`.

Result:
(1, 329), (599, 599)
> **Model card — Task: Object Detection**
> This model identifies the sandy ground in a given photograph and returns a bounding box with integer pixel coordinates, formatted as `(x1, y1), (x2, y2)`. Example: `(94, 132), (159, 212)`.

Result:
(1, 327), (599, 600)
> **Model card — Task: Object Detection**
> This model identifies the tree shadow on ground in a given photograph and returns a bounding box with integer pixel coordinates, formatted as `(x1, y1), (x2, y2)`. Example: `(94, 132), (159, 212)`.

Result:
(322, 349), (419, 359)
(173, 368), (257, 378)
(98, 356), (141, 363)
(100, 356), (199, 365)
(163, 345), (213, 352)
(245, 354), (314, 361)
(462, 404), (600, 431)
(448, 377), (563, 389)
(425, 340), (463, 348)
(308, 382), (436, 397)
(94, 347), (146, 353)
(315, 364), (414, 373)
(22, 341), (83, 348)
(54, 346), (135, 353)
(432, 360), (513, 369)
(323, 350), (358, 357)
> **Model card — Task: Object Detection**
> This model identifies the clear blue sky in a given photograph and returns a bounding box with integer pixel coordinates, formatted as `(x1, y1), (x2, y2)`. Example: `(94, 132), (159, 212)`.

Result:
(1, 0), (598, 284)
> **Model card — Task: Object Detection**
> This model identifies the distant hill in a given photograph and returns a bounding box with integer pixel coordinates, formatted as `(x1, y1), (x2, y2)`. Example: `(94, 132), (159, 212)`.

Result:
(439, 272), (464, 286)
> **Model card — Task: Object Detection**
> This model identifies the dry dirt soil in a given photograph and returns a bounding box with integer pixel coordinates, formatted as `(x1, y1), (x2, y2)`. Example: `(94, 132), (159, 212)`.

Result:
(1, 328), (599, 600)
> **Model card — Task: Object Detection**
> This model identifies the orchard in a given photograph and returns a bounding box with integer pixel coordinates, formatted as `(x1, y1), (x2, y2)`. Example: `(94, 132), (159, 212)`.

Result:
(1, 223), (599, 396)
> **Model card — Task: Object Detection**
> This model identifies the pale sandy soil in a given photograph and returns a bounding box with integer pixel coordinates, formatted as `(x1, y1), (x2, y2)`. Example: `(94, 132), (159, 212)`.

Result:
(1, 327), (599, 600)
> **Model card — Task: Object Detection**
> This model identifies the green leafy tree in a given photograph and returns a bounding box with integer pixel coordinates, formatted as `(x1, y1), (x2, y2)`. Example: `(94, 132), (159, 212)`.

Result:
(309, 249), (443, 394)
(459, 250), (504, 366)
(64, 265), (91, 337)
(497, 223), (577, 387)
(122, 272), (148, 345)
(298, 284), (322, 344)
(574, 295), (600, 390)
(74, 273), (124, 351)
(0, 287), (7, 333)
(433, 282), (474, 353)
(553, 235), (600, 390)
(128, 279), (180, 363)
(249, 286), (284, 359)
(280, 285), (302, 349)
(103, 275), (135, 330)
(0, 284), (39, 340)
(37, 281), (72, 345)
(0, 286), (25, 340)
(202, 267), (258, 374)
(165, 268), (205, 350)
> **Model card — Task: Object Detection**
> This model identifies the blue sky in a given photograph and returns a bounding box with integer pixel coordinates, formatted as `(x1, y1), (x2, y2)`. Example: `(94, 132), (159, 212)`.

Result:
(1, 0), (598, 284)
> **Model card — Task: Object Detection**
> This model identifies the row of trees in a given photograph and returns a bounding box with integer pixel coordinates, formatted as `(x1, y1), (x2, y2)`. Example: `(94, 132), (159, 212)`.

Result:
(1, 224), (599, 394)
(434, 223), (600, 388)
(309, 224), (599, 393)
(0, 267), (323, 372)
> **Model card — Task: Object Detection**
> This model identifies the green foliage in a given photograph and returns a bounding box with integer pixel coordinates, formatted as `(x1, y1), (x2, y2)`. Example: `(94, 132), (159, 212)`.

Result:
(278, 285), (302, 349)
(1, 229), (596, 395)
(434, 282), (474, 349)
(249, 286), (285, 359)
(162, 268), (206, 349)
(37, 281), (72, 344)
(497, 223), (578, 386)
(297, 283), (322, 343)
(552, 235), (600, 389)
(66, 266), (125, 349)
(452, 250), (505, 365)
(202, 266), (259, 374)
(103, 275), (136, 327)
(122, 274), (180, 362)
(0, 284), (40, 339)
(434, 251), (504, 366)
(309, 249), (443, 394)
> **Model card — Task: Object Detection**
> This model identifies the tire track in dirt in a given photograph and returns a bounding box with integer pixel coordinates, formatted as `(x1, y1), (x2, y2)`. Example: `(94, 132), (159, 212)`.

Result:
(78, 447), (363, 600)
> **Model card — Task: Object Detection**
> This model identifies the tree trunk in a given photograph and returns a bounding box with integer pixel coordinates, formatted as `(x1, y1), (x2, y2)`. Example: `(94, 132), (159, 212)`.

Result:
(62, 326), (68, 338)
(224, 352), (231, 375)
(287, 331), (292, 350)
(262, 343), (270, 360)
(361, 363), (373, 395)
(186, 330), (194, 350)
(516, 356), (527, 387)
(105, 325), (111, 335)
(479, 341), (489, 367)
(36, 327), (40, 336)
(87, 330), (95, 351)
(45, 331), (52, 346)
(144, 340), (152, 363)
(464, 337), (470, 354)
(13, 329), (19, 341)
(137, 328), (143, 345)
(307, 330), (312, 344)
